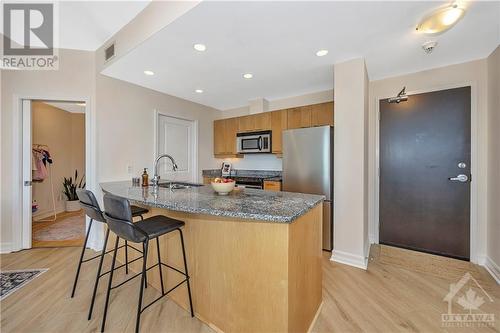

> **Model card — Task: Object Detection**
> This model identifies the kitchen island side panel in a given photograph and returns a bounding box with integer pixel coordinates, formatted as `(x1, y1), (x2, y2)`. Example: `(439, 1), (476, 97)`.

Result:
(106, 205), (322, 332)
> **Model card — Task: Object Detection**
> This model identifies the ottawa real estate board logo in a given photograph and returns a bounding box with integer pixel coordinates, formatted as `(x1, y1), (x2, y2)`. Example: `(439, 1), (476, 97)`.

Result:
(2, 2), (59, 70)
(442, 272), (495, 328)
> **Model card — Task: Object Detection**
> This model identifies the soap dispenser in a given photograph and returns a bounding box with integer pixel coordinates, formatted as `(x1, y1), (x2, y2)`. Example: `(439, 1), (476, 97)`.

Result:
(141, 168), (149, 187)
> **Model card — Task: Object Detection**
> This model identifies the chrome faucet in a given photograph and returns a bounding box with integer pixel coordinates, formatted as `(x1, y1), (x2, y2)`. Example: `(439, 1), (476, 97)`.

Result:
(152, 154), (178, 187)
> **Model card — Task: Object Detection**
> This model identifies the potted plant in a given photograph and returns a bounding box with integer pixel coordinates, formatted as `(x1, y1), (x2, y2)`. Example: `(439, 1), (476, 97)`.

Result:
(63, 170), (85, 212)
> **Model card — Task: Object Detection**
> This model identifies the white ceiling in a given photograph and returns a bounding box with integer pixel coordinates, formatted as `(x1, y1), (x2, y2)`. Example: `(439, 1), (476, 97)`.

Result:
(102, 1), (500, 110)
(44, 101), (85, 113)
(58, 1), (150, 50)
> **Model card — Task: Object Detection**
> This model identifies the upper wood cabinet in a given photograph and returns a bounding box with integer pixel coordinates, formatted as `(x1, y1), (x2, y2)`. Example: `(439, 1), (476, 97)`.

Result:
(238, 115), (255, 132)
(238, 113), (271, 132)
(214, 117), (241, 157)
(311, 102), (334, 127)
(213, 119), (226, 155)
(254, 112), (271, 131)
(214, 101), (333, 157)
(224, 117), (239, 154)
(287, 106), (311, 129)
(271, 110), (287, 154)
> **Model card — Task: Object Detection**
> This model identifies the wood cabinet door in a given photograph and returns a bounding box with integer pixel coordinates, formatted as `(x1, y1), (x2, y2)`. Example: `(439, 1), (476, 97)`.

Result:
(271, 110), (287, 153)
(213, 119), (226, 155)
(287, 106), (311, 129)
(254, 113), (271, 131)
(311, 102), (334, 127)
(224, 117), (239, 154)
(238, 115), (255, 132)
(264, 181), (281, 191)
(203, 177), (215, 184)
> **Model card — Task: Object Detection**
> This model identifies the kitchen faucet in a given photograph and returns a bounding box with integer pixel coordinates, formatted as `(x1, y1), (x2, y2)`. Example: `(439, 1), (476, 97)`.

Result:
(152, 154), (178, 187)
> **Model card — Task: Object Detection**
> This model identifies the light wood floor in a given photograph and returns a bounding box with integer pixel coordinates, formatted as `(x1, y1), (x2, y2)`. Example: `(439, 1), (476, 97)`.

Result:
(1, 245), (499, 332)
(32, 210), (85, 248)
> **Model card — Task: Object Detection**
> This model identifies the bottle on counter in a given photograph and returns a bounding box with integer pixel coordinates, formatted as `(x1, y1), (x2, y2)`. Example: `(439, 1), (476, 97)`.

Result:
(141, 168), (149, 187)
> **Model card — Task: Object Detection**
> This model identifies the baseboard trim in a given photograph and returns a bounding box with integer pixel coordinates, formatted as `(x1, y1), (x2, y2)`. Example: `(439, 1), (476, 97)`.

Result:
(482, 256), (500, 284)
(0, 242), (13, 254)
(331, 249), (368, 270)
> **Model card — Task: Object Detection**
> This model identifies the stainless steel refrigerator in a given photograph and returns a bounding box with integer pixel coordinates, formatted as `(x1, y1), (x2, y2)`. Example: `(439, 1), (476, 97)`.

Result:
(282, 126), (333, 251)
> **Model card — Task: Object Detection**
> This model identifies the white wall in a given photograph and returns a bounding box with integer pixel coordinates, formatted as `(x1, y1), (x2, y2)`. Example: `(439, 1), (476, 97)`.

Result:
(369, 59), (489, 264)
(486, 45), (500, 281)
(0, 48), (222, 252)
(96, 73), (221, 182)
(1, 49), (95, 252)
(332, 58), (369, 269)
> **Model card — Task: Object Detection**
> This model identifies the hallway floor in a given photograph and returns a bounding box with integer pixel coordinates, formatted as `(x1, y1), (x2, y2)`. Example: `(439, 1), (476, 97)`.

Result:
(0, 245), (498, 332)
(32, 210), (85, 248)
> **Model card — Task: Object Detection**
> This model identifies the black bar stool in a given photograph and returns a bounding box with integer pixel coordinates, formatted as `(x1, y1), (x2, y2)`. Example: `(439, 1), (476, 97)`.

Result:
(71, 189), (149, 320)
(101, 193), (194, 333)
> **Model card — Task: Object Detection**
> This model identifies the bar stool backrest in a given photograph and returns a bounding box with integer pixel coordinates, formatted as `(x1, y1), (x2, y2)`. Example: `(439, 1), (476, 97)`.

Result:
(103, 193), (148, 243)
(77, 189), (106, 223)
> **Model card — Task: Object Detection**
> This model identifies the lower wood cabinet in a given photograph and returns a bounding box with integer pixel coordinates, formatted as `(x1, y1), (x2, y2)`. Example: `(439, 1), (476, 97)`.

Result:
(203, 177), (215, 184)
(264, 180), (282, 191)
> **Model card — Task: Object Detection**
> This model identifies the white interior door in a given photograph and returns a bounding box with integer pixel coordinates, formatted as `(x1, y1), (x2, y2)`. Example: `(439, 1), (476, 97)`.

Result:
(156, 114), (197, 183)
(22, 100), (32, 249)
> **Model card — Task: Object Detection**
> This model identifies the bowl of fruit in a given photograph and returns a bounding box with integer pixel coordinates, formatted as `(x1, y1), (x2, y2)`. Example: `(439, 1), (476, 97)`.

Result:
(211, 177), (236, 195)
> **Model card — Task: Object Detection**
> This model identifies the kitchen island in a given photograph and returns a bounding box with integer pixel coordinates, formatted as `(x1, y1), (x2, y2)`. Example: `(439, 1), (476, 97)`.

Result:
(100, 181), (324, 333)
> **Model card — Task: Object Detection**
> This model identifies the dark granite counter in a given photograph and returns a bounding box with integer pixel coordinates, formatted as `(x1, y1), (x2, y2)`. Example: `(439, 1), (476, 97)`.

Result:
(100, 181), (323, 223)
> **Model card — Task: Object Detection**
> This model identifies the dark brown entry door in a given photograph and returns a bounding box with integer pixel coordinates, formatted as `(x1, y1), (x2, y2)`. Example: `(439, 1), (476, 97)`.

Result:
(379, 86), (471, 260)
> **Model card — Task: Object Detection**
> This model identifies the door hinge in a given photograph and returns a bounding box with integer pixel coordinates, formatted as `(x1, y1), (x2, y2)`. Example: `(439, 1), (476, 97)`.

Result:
(24, 181), (32, 186)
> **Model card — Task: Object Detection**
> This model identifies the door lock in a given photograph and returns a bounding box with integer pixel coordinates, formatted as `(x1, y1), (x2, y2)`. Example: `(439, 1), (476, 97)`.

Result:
(448, 174), (468, 183)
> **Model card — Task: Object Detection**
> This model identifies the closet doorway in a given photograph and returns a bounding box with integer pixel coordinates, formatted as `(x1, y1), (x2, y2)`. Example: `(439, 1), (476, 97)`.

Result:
(29, 101), (87, 247)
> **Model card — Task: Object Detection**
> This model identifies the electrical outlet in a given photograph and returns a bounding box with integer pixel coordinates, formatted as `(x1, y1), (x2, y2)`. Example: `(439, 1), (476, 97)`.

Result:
(127, 165), (133, 174)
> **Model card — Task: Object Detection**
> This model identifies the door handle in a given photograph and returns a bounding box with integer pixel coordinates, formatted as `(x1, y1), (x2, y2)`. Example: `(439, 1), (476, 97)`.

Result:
(257, 136), (262, 150)
(448, 174), (468, 183)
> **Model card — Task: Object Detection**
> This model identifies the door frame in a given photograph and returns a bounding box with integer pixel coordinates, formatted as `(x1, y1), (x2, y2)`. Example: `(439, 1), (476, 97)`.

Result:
(11, 95), (96, 251)
(153, 110), (199, 183)
(373, 82), (480, 263)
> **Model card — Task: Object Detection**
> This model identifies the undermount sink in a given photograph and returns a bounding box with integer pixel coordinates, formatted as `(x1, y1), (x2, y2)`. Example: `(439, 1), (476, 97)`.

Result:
(156, 182), (203, 189)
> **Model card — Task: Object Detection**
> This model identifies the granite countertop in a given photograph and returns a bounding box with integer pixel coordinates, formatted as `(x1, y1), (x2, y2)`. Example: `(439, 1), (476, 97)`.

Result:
(100, 181), (323, 223)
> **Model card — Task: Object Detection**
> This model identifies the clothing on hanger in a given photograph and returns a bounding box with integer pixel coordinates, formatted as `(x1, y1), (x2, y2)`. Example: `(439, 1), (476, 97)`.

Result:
(32, 145), (52, 181)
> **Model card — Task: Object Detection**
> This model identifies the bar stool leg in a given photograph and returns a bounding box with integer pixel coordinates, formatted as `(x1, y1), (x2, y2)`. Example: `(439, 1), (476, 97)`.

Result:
(178, 229), (194, 317)
(143, 242), (148, 289)
(88, 228), (110, 320)
(155, 237), (165, 295)
(125, 240), (129, 274)
(136, 239), (149, 333)
(101, 236), (120, 332)
(70, 218), (94, 298)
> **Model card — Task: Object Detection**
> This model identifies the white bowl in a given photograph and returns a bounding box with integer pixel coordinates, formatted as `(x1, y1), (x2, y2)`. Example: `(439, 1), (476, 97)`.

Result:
(211, 181), (236, 195)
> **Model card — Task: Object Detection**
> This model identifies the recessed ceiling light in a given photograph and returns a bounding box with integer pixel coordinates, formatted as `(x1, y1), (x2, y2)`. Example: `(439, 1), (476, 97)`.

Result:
(316, 50), (329, 57)
(416, 3), (466, 34)
(195, 89), (204, 93)
(144, 70), (154, 76)
(243, 73), (253, 79)
(193, 43), (207, 52)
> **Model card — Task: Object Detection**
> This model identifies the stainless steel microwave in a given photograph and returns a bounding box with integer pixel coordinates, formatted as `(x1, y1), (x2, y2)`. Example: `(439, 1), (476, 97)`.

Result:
(236, 131), (272, 153)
